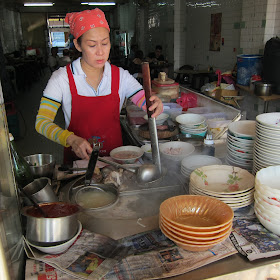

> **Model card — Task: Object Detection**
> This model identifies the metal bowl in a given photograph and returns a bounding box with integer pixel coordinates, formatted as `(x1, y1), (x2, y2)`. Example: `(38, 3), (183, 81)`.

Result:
(24, 154), (55, 179)
(23, 177), (58, 205)
(254, 81), (275, 96)
(22, 202), (80, 246)
(75, 184), (119, 211)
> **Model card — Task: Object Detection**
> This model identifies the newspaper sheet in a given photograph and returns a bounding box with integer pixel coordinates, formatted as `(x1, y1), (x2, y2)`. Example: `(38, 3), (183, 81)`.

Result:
(25, 228), (237, 280)
(230, 205), (280, 261)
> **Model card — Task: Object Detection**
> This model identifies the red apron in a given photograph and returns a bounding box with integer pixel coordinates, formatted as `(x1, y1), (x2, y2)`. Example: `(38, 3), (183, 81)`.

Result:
(64, 64), (123, 164)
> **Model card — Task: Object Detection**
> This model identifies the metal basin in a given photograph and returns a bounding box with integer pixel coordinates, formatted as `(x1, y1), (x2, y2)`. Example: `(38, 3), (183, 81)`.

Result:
(22, 202), (80, 246)
(24, 154), (55, 179)
(75, 184), (119, 211)
(254, 81), (275, 96)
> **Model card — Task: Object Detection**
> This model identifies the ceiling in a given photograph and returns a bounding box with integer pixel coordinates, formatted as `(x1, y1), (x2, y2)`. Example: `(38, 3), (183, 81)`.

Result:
(0, 0), (131, 14)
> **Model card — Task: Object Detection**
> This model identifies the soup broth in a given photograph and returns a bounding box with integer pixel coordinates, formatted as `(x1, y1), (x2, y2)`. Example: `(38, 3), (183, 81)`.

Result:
(77, 189), (117, 209)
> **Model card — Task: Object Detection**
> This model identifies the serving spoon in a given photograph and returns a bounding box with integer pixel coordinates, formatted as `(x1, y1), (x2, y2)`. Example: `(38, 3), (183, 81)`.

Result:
(97, 157), (160, 184)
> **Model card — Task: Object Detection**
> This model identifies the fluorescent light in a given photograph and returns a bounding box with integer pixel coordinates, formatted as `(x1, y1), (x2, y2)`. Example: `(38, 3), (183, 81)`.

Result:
(24, 2), (54, 6)
(81, 2), (116, 5)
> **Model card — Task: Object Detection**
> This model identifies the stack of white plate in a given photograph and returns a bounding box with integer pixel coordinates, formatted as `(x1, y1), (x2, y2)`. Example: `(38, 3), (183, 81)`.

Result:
(226, 120), (256, 171)
(176, 113), (207, 137)
(254, 166), (280, 235)
(189, 165), (255, 210)
(181, 155), (222, 180)
(253, 113), (280, 175)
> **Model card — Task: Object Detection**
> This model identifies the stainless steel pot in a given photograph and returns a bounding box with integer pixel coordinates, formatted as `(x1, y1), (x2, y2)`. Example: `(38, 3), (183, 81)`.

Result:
(254, 81), (275, 96)
(23, 177), (58, 205)
(22, 202), (80, 245)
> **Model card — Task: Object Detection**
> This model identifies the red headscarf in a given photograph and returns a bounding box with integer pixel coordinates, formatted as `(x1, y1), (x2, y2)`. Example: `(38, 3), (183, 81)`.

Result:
(65, 8), (110, 39)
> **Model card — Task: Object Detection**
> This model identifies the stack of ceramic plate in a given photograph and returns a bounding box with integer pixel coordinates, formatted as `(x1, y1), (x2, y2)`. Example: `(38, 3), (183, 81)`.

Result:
(226, 120), (255, 172)
(176, 113), (207, 137)
(253, 113), (280, 175)
(181, 155), (222, 180)
(254, 166), (280, 235)
(189, 165), (255, 210)
(159, 195), (233, 252)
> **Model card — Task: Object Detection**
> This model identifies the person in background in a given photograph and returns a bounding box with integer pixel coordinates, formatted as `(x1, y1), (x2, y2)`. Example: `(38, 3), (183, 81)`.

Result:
(147, 45), (165, 63)
(48, 47), (60, 72)
(109, 45), (122, 66)
(35, 8), (163, 165)
(128, 44), (138, 66)
(129, 50), (144, 79)
(147, 45), (168, 79)
(59, 49), (71, 67)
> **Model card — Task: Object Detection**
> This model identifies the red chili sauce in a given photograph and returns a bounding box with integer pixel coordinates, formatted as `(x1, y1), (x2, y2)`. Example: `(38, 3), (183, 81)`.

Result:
(27, 203), (79, 218)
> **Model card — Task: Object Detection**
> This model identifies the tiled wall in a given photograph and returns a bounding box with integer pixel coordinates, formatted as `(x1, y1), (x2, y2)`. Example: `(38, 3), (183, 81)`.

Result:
(264, 0), (280, 42)
(182, 0), (243, 72)
(240, 0), (267, 54)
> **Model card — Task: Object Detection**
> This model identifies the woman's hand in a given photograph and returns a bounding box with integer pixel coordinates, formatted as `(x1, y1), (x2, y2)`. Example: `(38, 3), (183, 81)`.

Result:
(66, 134), (93, 160)
(148, 95), (163, 118)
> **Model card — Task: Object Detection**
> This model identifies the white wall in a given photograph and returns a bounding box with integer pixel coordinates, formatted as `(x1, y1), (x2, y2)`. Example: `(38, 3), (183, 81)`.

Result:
(183, 0), (242, 72)
(241, 0), (267, 54)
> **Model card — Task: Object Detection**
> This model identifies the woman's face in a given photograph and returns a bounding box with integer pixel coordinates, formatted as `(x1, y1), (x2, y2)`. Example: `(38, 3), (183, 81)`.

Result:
(74, 27), (111, 69)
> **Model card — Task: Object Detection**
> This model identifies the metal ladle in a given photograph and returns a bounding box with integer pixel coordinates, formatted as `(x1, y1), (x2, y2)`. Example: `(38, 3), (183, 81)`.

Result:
(97, 157), (160, 184)
(18, 185), (48, 217)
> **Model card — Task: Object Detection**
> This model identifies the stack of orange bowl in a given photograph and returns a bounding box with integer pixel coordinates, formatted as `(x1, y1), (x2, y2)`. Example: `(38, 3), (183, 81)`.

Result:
(159, 195), (234, 252)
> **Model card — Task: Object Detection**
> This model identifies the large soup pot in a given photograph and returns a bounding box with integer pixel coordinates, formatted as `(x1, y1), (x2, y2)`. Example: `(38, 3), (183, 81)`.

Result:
(22, 202), (80, 245)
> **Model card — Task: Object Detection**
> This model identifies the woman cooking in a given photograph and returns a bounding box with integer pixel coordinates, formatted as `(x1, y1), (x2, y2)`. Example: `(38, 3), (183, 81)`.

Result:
(35, 8), (163, 164)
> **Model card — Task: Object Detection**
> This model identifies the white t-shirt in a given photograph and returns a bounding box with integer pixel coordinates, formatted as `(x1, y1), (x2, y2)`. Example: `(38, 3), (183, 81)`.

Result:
(43, 58), (143, 128)
(47, 55), (59, 69)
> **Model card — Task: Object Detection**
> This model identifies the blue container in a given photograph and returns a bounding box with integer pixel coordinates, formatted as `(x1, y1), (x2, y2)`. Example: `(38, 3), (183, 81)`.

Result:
(237, 54), (263, 86)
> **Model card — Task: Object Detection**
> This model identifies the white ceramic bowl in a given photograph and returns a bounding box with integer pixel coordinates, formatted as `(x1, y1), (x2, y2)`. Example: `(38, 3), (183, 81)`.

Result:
(255, 166), (280, 193)
(159, 141), (195, 161)
(254, 194), (280, 217)
(255, 189), (280, 208)
(176, 113), (206, 127)
(256, 112), (280, 128)
(254, 204), (280, 225)
(144, 113), (169, 125)
(228, 120), (256, 139)
(110, 146), (144, 164)
(256, 124), (280, 135)
(181, 155), (222, 172)
(255, 208), (280, 235)
(27, 221), (82, 254)
(141, 144), (152, 159)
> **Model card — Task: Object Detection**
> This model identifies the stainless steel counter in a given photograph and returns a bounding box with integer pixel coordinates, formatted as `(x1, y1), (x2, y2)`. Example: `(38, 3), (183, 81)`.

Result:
(60, 93), (280, 279)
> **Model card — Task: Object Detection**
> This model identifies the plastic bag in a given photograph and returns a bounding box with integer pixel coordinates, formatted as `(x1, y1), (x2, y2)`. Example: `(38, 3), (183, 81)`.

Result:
(176, 92), (197, 110)
(201, 83), (217, 94)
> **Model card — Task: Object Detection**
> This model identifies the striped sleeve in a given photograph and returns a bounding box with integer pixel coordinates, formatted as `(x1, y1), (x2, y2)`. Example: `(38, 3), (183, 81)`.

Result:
(130, 89), (146, 110)
(35, 97), (73, 147)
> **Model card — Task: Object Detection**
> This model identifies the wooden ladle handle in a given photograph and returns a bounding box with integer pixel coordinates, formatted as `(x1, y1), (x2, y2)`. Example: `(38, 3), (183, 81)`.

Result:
(142, 62), (154, 118)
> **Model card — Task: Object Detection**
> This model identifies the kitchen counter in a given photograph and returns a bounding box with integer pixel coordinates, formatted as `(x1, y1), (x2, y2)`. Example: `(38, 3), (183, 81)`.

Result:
(57, 137), (280, 280)
(55, 92), (280, 279)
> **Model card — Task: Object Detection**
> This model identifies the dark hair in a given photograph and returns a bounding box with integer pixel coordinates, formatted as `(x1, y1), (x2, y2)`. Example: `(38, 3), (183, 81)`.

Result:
(63, 49), (70, 56)
(77, 35), (83, 46)
(155, 45), (162, 50)
(135, 50), (143, 59)
(131, 44), (138, 51)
